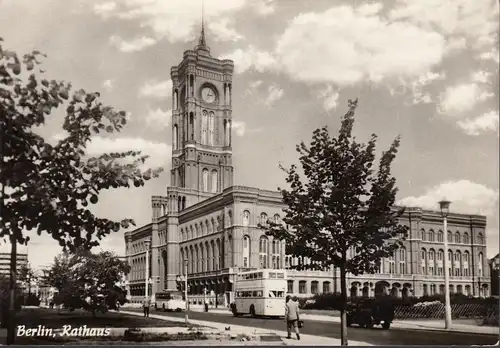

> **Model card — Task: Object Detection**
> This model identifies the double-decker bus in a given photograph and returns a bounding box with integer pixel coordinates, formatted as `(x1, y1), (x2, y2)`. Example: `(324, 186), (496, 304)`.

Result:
(154, 291), (185, 312)
(231, 269), (287, 317)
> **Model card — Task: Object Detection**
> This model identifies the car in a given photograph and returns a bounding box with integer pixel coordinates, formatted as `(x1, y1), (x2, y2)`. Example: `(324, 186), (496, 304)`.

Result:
(346, 298), (394, 330)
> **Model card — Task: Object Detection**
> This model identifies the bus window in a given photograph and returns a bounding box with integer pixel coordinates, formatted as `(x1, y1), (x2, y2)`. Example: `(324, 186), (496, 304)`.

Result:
(277, 273), (285, 279)
(257, 290), (263, 297)
(269, 291), (276, 297)
(258, 272), (263, 278)
(269, 272), (276, 279)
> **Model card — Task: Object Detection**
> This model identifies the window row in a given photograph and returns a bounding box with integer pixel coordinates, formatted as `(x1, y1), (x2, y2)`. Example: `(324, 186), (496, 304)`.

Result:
(288, 280), (332, 294)
(422, 283), (489, 297)
(180, 239), (223, 274)
(242, 211), (282, 227)
(421, 249), (485, 277)
(243, 235), (282, 269)
(129, 256), (150, 281)
(180, 217), (222, 241)
(420, 229), (484, 245)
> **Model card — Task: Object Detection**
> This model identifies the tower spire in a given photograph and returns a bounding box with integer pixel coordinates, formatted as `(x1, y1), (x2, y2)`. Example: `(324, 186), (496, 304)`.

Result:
(195, 0), (210, 55)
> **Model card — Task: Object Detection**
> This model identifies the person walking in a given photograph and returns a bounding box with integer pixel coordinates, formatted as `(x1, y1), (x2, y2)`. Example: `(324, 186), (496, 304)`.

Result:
(142, 296), (150, 318)
(285, 295), (300, 340)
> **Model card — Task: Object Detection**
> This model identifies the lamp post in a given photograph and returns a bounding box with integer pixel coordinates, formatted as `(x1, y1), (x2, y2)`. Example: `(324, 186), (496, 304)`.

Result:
(176, 260), (189, 326)
(144, 239), (151, 301)
(439, 199), (452, 329)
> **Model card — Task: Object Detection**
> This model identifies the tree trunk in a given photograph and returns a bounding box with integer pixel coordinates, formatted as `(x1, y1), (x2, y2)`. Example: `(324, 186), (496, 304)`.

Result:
(339, 264), (348, 346)
(7, 234), (17, 345)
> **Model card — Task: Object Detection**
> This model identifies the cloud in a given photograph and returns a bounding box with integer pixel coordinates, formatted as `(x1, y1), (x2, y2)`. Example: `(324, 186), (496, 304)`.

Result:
(457, 110), (499, 136)
(472, 71), (492, 84)
(244, 80), (263, 95)
(208, 18), (243, 42)
(109, 35), (156, 52)
(275, 5), (445, 86)
(318, 85), (340, 111)
(264, 84), (284, 106)
(94, 0), (246, 44)
(86, 136), (171, 168)
(102, 79), (114, 92)
(232, 121), (246, 136)
(439, 83), (494, 114)
(410, 71), (445, 104)
(479, 48), (500, 64)
(220, 46), (277, 74)
(93, 1), (116, 18)
(389, 0), (499, 50)
(139, 80), (172, 99)
(145, 108), (172, 130)
(252, 0), (276, 16)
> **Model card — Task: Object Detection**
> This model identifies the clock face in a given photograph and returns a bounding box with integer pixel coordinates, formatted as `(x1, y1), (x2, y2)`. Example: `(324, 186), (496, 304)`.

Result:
(201, 86), (216, 104)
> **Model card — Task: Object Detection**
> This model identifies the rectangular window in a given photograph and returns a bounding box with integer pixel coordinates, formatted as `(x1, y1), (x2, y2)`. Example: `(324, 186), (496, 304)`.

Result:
(299, 281), (306, 294)
(243, 257), (248, 268)
(287, 280), (294, 294)
(311, 282), (318, 294)
(323, 282), (330, 294)
(429, 266), (434, 275)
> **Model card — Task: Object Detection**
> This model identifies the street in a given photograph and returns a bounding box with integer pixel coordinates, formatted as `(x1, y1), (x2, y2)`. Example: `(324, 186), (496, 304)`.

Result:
(145, 310), (498, 345)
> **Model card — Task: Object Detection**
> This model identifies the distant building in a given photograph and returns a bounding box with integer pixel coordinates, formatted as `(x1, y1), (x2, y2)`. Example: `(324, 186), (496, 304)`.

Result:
(0, 252), (28, 278)
(489, 254), (499, 296)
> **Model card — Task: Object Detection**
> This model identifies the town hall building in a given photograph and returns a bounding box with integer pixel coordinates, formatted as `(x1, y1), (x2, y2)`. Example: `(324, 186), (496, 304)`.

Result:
(124, 26), (491, 307)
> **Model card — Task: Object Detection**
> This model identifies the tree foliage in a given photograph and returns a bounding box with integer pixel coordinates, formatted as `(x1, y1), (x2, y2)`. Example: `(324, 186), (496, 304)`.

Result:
(44, 250), (130, 313)
(263, 99), (407, 273)
(0, 37), (163, 251)
(261, 99), (408, 344)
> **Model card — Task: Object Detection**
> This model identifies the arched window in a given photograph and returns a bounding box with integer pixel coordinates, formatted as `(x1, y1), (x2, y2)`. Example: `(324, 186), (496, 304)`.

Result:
(173, 90), (178, 110)
(388, 253), (395, 274)
(260, 213), (268, 226)
(259, 237), (269, 268)
(428, 229), (435, 242)
(274, 214), (280, 224)
(202, 169), (208, 192)
(478, 252), (484, 277)
(271, 240), (280, 269)
(447, 231), (452, 243)
(421, 229), (426, 241)
(477, 233), (484, 245)
(225, 120), (231, 146)
(242, 210), (250, 227)
(208, 111), (215, 145)
(211, 170), (218, 193)
(437, 230), (444, 242)
(454, 251), (461, 276)
(243, 236), (250, 268)
(463, 232), (469, 244)
(448, 250), (453, 276)
(189, 112), (194, 140)
(455, 232), (461, 243)
(201, 110), (208, 144)
(421, 248), (427, 275)
(463, 251), (470, 276)
(173, 124), (178, 150)
(437, 249), (444, 276)
(223, 120), (228, 146)
(399, 248), (406, 274)
(428, 249), (435, 275)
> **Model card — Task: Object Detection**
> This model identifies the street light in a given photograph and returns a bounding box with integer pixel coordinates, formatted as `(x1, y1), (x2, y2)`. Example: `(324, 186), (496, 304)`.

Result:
(144, 239), (151, 301)
(439, 199), (452, 330)
(176, 259), (189, 326)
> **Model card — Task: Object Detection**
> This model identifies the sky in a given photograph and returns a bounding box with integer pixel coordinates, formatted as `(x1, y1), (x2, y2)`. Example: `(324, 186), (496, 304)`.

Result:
(0, 0), (498, 269)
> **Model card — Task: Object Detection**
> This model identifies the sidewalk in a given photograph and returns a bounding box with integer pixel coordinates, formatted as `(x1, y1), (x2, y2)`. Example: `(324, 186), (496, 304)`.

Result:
(189, 307), (498, 335)
(119, 310), (372, 346)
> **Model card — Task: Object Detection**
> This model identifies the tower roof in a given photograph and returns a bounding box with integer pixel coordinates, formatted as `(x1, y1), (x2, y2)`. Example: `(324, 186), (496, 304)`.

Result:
(194, 0), (210, 56)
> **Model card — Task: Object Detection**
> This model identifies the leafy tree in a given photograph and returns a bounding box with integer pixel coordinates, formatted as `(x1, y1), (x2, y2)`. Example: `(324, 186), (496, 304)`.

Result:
(18, 264), (38, 295)
(261, 100), (408, 345)
(45, 250), (130, 316)
(1, 38), (161, 343)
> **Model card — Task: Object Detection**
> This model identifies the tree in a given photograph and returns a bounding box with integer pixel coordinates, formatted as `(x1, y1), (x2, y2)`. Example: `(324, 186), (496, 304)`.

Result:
(0, 38), (162, 344)
(18, 264), (38, 295)
(45, 250), (130, 316)
(261, 100), (408, 346)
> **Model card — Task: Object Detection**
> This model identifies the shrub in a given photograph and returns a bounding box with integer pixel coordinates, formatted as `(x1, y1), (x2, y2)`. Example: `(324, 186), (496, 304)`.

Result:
(25, 293), (41, 306)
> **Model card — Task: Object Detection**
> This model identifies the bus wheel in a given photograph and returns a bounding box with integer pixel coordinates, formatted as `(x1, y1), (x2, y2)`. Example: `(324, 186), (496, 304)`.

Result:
(250, 305), (256, 317)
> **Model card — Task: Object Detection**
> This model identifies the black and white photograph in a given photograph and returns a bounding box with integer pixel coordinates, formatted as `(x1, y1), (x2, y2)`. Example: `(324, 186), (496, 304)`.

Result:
(0, 0), (499, 346)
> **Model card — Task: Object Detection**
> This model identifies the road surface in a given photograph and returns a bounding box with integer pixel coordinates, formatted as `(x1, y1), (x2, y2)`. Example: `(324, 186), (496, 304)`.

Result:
(138, 309), (498, 345)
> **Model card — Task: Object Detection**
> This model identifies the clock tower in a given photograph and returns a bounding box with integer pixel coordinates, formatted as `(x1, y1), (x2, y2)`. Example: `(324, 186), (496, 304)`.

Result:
(169, 23), (234, 209)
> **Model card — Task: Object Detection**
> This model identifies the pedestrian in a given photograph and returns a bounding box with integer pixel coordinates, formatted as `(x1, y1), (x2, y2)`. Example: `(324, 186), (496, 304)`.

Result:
(142, 296), (150, 318)
(285, 295), (300, 340)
